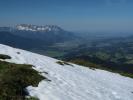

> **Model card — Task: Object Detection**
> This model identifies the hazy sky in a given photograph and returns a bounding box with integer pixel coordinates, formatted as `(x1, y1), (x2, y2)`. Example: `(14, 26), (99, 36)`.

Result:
(0, 0), (133, 32)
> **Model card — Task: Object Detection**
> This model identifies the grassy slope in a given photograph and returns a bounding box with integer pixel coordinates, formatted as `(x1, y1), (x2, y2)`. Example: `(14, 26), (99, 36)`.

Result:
(0, 55), (44, 100)
(70, 58), (133, 78)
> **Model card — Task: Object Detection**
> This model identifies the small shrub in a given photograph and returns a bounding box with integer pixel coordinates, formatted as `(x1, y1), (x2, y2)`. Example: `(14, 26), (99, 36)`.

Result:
(0, 54), (11, 59)
(56, 61), (65, 65)
(56, 61), (73, 66)
(26, 97), (39, 100)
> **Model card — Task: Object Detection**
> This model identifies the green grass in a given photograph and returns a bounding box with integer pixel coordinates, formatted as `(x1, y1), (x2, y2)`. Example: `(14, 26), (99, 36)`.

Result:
(0, 54), (11, 59)
(0, 60), (45, 100)
(70, 59), (133, 78)
(70, 59), (97, 70)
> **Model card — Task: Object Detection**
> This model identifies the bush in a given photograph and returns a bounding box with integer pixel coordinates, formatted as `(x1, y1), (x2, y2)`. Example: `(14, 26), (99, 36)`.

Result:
(56, 61), (73, 66)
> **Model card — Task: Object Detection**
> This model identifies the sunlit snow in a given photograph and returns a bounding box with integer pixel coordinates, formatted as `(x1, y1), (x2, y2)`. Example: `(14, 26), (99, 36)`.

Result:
(0, 44), (133, 100)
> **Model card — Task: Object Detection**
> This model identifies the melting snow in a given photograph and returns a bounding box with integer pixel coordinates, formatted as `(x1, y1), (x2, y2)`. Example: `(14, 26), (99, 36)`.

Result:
(0, 44), (133, 100)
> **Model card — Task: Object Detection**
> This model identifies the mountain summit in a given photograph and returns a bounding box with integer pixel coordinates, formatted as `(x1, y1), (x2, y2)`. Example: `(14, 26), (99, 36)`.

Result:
(13, 24), (77, 42)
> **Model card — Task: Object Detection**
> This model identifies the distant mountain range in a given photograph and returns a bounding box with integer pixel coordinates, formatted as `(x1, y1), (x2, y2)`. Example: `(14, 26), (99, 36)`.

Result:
(0, 24), (77, 40)
(0, 24), (78, 51)
(16, 24), (63, 32)
(0, 24), (63, 32)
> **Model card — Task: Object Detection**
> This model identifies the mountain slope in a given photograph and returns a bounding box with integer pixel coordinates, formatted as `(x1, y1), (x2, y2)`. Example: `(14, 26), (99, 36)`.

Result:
(0, 44), (133, 100)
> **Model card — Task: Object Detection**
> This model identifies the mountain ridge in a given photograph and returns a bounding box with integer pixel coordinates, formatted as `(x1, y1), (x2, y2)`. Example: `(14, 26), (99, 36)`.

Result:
(0, 24), (65, 33)
(15, 24), (63, 32)
(0, 24), (77, 41)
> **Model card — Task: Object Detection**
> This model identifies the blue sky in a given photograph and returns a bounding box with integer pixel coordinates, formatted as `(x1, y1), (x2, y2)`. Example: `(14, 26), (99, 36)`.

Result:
(0, 0), (133, 32)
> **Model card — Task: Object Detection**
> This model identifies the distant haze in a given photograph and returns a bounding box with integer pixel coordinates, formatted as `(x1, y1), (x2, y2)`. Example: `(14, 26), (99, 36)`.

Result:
(0, 0), (133, 32)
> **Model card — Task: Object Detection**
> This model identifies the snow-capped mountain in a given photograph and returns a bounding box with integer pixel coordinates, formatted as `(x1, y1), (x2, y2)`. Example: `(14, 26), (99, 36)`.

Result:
(0, 44), (133, 100)
(14, 24), (76, 40)
(13, 24), (77, 43)
(16, 24), (63, 32)
(0, 25), (79, 58)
